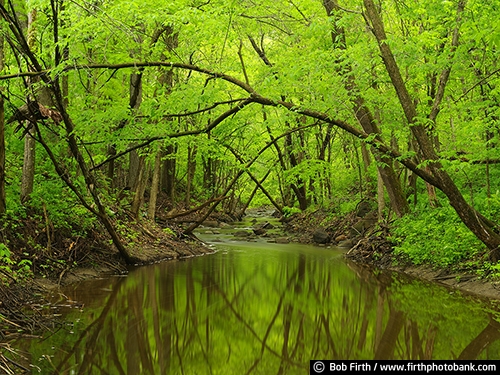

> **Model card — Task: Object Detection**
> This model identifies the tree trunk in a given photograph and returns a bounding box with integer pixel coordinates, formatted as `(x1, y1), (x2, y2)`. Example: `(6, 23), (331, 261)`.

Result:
(131, 155), (148, 220)
(285, 132), (308, 210)
(0, 92), (5, 214)
(162, 144), (176, 201)
(128, 149), (140, 190)
(363, 0), (500, 260)
(377, 170), (385, 220)
(107, 144), (117, 188)
(202, 152), (214, 195)
(323, 0), (409, 218)
(267, 124), (291, 207)
(185, 144), (197, 206)
(20, 130), (36, 203)
(148, 146), (162, 220)
(0, 0), (5, 215)
(20, 9), (37, 204)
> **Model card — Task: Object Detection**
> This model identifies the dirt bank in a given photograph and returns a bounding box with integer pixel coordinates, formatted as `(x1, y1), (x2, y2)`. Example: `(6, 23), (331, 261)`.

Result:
(0, 214), (214, 344)
(35, 223), (215, 291)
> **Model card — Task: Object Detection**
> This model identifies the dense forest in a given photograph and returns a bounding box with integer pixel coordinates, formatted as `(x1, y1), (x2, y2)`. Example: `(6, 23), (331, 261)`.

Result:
(0, 0), (500, 284)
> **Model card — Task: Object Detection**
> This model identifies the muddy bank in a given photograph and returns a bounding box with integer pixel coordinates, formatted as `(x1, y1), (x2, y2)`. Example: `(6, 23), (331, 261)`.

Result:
(393, 264), (500, 301)
(33, 223), (215, 290)
(34, 238), (214, 290)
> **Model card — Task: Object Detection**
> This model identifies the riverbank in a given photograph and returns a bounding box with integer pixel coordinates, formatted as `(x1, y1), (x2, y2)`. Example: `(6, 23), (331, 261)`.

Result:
(280, 209), (500, 302)
(0, 213), (214, 349)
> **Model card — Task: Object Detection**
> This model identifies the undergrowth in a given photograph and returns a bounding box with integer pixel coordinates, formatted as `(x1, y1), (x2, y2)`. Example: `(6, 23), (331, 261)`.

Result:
(389, 202), (498, 278)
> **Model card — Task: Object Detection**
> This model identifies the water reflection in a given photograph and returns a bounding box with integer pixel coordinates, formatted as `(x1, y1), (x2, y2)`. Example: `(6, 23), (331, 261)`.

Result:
(15, 242), (500, 374)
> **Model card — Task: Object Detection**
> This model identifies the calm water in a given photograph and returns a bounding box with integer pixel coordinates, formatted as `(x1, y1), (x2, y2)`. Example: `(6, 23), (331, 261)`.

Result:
(12, 220), (500, 374)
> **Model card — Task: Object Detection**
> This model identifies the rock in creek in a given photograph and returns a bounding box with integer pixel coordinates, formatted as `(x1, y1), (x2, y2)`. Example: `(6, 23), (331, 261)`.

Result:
(252, 221), (274, 236)
(233, 230), (251, 237)
(312, 228), (330, 244)
(275, 237), (290, 244)
(253, 227), (266, 235)
(202, 220), (219, 228)
(338, 239), (354, 248)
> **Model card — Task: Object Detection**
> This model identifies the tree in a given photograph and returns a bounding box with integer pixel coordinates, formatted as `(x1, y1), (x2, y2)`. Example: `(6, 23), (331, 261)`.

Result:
(0, 0), (137, 264)
(322, 0), (409, 218)
(0, 0), (5, 215)
(361, 0), (500, 260)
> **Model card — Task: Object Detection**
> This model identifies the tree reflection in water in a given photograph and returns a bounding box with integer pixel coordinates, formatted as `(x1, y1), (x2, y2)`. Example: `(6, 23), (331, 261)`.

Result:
(16, 244), (500, 374)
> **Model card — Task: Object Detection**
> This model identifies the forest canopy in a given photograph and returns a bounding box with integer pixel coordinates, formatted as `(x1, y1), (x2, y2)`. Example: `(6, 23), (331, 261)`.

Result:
(0, 0), (499, 271)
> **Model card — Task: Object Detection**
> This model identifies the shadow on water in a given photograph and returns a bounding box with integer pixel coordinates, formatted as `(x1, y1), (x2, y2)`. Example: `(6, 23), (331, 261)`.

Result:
(11, 235), (500, 374)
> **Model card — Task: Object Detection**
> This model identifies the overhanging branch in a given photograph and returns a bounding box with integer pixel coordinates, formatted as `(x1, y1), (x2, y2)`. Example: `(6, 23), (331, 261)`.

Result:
(90, 97), (255, 171)
(0, 61), (256, 95)
(0, 59), (443, 191)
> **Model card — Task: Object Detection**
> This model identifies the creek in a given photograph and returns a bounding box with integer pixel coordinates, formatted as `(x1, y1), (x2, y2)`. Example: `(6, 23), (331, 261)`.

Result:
(11, 212), (500, 373)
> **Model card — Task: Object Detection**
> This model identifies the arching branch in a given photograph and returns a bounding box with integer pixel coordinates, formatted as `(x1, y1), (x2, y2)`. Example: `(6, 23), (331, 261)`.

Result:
(90, 97), (255, 171)
(0, 58), (443, 203)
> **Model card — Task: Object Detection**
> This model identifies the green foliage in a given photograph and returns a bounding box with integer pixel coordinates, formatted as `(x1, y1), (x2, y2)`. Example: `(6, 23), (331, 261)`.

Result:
(338, 199), (358, 216)
(0, 0), (499, 279)
(391, 204), (485, 268)
(162, 227), (175, 237)
(0, 243), (33, 284)
(0, 243), (12, 267)
(282, 206), (301, 218)
(484, 262), (500, 279)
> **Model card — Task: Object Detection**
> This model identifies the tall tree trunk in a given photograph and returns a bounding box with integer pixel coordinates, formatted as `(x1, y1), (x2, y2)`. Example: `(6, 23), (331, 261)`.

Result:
(363, 0), (500, 260)
(285, 132), (308, 210)
(0, 91), (4, 215)
(21, 130), (35, 203)
(148, 146), (162, 220)
(0, 0), (7, 216)
(128, 149), (140, 190)
(323, 0), (409, 217)
(126, 71), (143, 190)
(162, 144), (176, 201)
(0, 0), (5, 214)
(131, 155), (148, 219)
(185, 144), (197, 206)
(20, 9), (37, 204)
(377, 170), (385, 219)
(202, 152), (214, 195)
(267, 124), (292, 207)
(156, 26), (179, 204)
